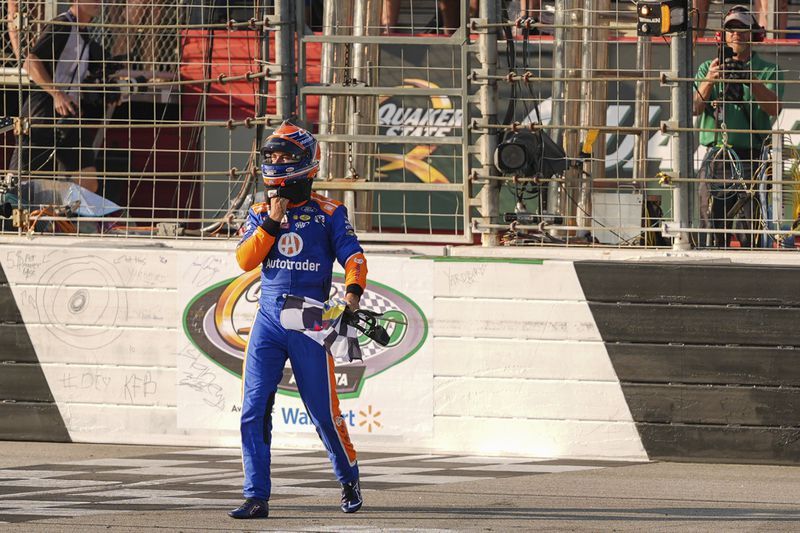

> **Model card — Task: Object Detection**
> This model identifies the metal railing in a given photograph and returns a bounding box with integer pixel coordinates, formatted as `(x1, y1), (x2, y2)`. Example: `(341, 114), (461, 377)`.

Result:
(294, 0), (474, 243)
(0, 0), (798, 250)
(469, 0), (800, 250)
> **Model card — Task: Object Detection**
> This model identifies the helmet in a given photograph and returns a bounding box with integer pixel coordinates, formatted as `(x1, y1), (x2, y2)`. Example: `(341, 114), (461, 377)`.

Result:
(260, 122), (319, 203)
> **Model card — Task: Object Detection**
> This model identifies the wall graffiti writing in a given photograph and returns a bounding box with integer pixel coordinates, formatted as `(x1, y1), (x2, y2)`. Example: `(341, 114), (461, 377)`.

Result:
(177, 344), (225, 411)
(123, 372), (158, 403)
(190, 257), (223, 288)
(5, 250), (47, 280)
(447, 263), (488, 291)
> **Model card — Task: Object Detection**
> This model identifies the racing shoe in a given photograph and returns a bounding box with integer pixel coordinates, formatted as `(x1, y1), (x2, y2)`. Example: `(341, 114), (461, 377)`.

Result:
(228, 498), (269, 519)
(340, 479), (363, 513)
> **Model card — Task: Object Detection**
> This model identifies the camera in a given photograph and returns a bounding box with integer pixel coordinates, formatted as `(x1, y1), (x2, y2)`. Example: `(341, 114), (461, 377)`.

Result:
(53, 65), (132, 145)
(722, 57), (747, 97)
(718, 45), (747, 101)
(494, 129), (567, 179)
(494, 129), (568, 229)
(114, 74), (150, 100)
(82, 63), (125, 108)
(0, 172), (18, 228)
(721, 59), (746, 101)
(0, 170), (16, 194)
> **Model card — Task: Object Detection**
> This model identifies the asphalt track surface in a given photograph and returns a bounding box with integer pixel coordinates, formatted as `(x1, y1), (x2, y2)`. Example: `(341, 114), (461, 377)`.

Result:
(0, 441), (798, 532)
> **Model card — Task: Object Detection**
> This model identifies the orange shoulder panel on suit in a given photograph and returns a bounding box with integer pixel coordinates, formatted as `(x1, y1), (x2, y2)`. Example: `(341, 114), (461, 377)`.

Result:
(311, 192), (341, 216)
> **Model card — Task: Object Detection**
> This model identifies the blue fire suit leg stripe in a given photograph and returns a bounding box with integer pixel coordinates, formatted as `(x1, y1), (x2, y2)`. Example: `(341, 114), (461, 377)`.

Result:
(240, 310), (287, 500)
(287, 330), (359, 484)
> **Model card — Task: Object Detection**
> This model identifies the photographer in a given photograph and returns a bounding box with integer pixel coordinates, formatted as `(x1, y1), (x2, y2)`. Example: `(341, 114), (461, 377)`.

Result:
(692, 5), (783, 247)
(9, 0), (115, 194)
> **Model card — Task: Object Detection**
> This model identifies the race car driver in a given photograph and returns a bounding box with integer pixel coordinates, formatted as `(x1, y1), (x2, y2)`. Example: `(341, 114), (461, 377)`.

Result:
(228, 122), (366, 519)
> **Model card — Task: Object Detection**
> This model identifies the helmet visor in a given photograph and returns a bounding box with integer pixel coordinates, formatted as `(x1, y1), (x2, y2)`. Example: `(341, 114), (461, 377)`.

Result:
(260, 135), (308, 161)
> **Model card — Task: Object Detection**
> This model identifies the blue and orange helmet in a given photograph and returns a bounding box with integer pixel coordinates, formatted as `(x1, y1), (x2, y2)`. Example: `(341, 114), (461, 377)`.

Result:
(260, 122), (320, 188)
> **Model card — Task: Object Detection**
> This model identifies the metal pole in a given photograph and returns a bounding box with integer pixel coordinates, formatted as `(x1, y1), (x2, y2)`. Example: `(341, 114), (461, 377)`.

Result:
(255, 1), (270, 150)
(478, 0), (499, 246)
(562, 0), (582, 231)
(548, 0), (567, 219)
(318, 0), (353, 182)
(318, 0), (336, 179)
(669, 29), (692, 250)
(343, 0), (364, 216)
(593, 0), (610, 185)
(13, 2), (28, 232)
(347, 0), (381, 229)
(296, 0), (307, 126)
(771, 131), (783, 245)
(274, 0), (295, 120)
(632, 38), (651, 186)
(459, 0), (471, 244)
(587, 0), (610, 220)
(577, 0), (594, 235)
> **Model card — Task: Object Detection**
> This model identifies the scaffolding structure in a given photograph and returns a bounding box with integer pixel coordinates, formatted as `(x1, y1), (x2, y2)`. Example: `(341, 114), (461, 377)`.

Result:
(0, 0), (798, 250)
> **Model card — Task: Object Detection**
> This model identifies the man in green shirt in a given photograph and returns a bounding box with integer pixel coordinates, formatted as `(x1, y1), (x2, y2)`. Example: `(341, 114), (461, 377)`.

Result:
(692, 5), (783, 248)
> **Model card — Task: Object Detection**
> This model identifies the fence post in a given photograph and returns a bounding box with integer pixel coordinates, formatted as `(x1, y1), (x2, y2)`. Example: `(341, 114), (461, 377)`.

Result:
(318, 2), (334, 179)
(548, 0), (567, 223)
(346, 0), (381, 230)
(318, 0), (353, 183)
(633, 37), (651, 187)
(561, 0), (582, 232)
(669, 30), (693, 250)
(274, 0), (295, 120)
(255, 1), (271, 152)
(578, 0), (605, 235)
(296, 0), (307, 126)
(477, 0), (499, 246)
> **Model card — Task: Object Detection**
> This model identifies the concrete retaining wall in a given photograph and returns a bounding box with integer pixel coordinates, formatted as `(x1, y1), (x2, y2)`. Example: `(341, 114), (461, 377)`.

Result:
(2, 238), (798, 464)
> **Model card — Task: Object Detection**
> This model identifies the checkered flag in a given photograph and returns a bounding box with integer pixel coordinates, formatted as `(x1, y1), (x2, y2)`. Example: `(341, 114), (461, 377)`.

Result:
(280, 295), (362, 363)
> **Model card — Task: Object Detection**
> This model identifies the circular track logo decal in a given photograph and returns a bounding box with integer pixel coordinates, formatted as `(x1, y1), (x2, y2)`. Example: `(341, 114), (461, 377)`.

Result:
(182, 271), (428, 399)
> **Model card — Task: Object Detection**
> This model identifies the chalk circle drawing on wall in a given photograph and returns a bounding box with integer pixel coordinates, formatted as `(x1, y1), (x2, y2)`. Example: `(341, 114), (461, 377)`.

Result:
(36, 256), (128, 349)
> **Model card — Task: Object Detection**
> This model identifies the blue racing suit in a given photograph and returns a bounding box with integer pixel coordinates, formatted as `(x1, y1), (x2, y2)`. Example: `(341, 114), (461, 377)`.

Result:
(235, 192), (367, 500)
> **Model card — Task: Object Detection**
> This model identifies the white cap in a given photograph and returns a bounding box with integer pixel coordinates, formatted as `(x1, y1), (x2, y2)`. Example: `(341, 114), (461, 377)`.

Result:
(723, 7), (757, 28)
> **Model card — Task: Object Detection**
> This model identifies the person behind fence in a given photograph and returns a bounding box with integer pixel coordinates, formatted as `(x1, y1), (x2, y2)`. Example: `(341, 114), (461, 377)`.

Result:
(228, 122), (367, 519)
(8, 0), (114, 194)
(692, 5), (783, 247)
(693, 0), (788, 39)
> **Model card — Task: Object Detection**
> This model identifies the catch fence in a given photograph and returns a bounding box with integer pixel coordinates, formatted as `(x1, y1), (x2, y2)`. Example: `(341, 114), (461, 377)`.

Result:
(1, 0), (799, 250)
